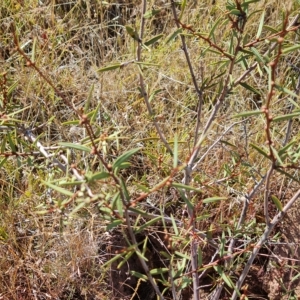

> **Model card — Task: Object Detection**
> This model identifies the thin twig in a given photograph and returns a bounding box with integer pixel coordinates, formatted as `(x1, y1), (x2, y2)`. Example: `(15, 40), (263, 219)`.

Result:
(21, 127), (96, 198)
(124, 210), (165, 300)
(123, 2), (167, 299)
(192, 119), (247, 171)
(264, 166), (274, 225)
(231, 188), (300, 300)
(169, 1), (201, 298)
(233, 14), (300, 88)
(136, 1), (173, 157)
(170, 0), (203, 146)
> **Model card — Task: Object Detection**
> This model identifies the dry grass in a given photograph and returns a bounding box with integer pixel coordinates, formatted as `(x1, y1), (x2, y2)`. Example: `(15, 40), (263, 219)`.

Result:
(1, 0), (300, 299)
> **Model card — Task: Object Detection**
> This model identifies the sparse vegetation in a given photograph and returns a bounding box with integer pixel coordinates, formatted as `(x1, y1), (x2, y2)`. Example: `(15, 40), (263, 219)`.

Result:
(1, 0), (300, 299)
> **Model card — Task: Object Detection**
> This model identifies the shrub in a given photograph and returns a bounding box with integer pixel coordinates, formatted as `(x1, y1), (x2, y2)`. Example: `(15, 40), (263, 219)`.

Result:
(1, 0), (300, 299)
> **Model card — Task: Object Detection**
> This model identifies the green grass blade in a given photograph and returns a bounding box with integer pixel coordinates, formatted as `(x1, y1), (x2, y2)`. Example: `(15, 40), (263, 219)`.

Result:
(233, 110), (263, 118)
(271, 195), (283, 211)
(250, 143), (270, 159)
(58, 142), (90, 152)
(144, 34), (163, 46)
(98, 64), (121, 72)
(256, 10), (265, 39)
(166, 28), (183, 44)
(272, 111), (300, 122)
(84, 84), (94, 113)
(113, 147), (141, 172)
(202, 197), (227, 204)
(42, 181), (74, 196)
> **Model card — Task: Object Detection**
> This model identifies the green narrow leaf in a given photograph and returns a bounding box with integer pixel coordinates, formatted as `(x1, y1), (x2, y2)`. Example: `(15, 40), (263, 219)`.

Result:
(107, 219), (123, 231)
(239, 82), (261, 95)
(135, 250), (148, 262)
(209, 17), (222, 38)
(150, 268), (169, 275)
(58, 180), (84, 186)
(172, 182), (202, 192)
(178, 257), (188, 274)
(282, 44), (300, 54)
(130, 271), (148, 281)
(142, 236), (148, 256)
(250, 47), (265, 64)
(174, 251), (190, 260)
(278, 140), (296, 157)
(256, 10), (265, 39)
(177, 189), (194, 211)
(274, 84), (300, 99)
(250, 143), (270, 159)
(195, 214), (210, 222)
(256, 60), (264, 77)
(119, 178), (130, 202)
(99, 206), (111, 215)
(206, 48), (226, 57)
(229, 9), (243, 16)
(32, 132), (44, 148)
(149, 89), (163, 103)
(272, 111), (300, 122)
(143, 9), (161, 18)
(292, 272), (300, 282)
(271, 146), (283, 165)
(178, 0), (187, 20)
(202, 197), (227, 204)
(87, 171), (110, 182)
(62, 120), (80, 126)
(128, 207), (149, 217)
(229, 34), (234, 55)
(263, 25), (279, 34)
(166, 28), (183, 44)
(238, 55), (249, 70)
(70, 202), (87, 215)
(144, 34), (164, 46)
(7, 80), (18, 97)
(271, 195), (283, 211)
(111, 191), (120, 209)
(98, 64), (121, 72)
(91, 101), (101, 123)
(102, 252), (124, 268)
(117, 162), (131, 170)
(239, 48), (254, 55)
(42, 180), (74, 196)
(7, 132), (16, 152)
(220, 140), (237, 148)
(0, 157), (8, 168)
(214, 265), (236, 289)
(198, 248), (202, 266)
(58, 142), (90, 153)
(160, 251), (171, 259)
(223, 52), (234, 59)
(134, 184), (150, 193)
(233, 110), (263, 118)
(277, 168), (300, 183)
(84, 84), (94, 113)
(117, 249), (135, 269)
(134, 61), (160, 67)
(125, 25), (141, 42)
(244, 0), (261, 4)
(112, 147), (141, 172)
(135, 217), (161, 234)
